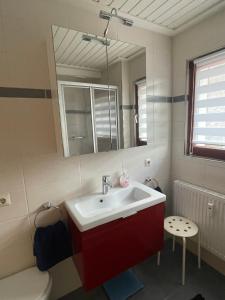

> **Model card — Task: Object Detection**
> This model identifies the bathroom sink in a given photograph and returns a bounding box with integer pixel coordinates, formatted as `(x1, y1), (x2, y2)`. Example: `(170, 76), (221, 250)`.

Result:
(65, 181), (166, 231)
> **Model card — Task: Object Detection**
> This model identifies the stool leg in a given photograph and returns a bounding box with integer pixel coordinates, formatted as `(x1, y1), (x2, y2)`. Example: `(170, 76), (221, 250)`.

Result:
(172, 236), (176, 252)
(198, 231), (201, 269)
(182, 237), (186, 286)
(157, 251), (160, 266)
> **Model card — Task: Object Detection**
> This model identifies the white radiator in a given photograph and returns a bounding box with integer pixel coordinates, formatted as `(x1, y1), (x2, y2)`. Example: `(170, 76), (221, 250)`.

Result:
(173, 180), (225, 261)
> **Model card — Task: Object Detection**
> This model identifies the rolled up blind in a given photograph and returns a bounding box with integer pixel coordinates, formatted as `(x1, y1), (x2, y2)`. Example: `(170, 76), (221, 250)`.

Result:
(193, 50), (225, 148)
(94, 90), (117, 138)
(137, 80), (147, 141)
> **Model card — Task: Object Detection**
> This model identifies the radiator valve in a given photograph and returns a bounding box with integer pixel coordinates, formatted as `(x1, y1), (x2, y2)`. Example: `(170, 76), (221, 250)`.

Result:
(207, 202), (214, 216)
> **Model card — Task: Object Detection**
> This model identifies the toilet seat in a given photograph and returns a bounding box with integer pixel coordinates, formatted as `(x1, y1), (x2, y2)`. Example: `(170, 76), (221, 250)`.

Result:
(0, 267), (52, 300)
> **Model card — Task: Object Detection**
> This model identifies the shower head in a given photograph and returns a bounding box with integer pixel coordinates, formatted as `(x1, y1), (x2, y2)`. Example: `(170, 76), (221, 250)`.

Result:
(82, 34), (110, 46)
(99, 9), (134, 27)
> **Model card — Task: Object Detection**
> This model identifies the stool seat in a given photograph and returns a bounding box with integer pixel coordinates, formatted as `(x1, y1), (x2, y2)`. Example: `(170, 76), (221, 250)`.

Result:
(157, 215), (201, 286)
(164, 216), (198, 238)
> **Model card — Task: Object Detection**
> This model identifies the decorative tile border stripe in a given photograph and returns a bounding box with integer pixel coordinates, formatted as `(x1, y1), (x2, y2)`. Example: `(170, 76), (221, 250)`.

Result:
(0, 87), (51, 98)
(0, 88), (187, 103)
(120, 96), (174, 108)
(66, 109), (91, 114)
(147, 96), (172, 103)
(120, 95), (186, 104)
(173, 95), (186, 102)
(120, 104), (136, 110)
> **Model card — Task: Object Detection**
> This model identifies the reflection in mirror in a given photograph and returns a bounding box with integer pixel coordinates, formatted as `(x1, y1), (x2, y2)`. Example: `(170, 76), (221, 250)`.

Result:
(52, 25), (147, 157)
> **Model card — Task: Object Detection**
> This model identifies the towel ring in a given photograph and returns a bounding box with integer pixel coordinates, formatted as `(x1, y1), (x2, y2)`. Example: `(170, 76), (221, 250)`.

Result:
(34, 202), (64, 228)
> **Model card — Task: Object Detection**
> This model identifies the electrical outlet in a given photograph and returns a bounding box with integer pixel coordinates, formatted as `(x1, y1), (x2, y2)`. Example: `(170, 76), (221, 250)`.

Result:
(0, 193), (11, 207)
(144, 158), (151, 167)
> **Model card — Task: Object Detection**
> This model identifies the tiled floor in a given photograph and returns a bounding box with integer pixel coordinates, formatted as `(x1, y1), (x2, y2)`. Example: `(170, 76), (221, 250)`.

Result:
(60, 241), (225, 300)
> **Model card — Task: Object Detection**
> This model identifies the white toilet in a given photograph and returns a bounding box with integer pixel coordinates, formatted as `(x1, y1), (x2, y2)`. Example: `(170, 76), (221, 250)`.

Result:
(0, 267), (52, 300)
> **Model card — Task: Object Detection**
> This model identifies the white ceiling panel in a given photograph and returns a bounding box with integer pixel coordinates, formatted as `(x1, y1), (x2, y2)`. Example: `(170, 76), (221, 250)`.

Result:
(59, 33), (82, 64)
(138, 0), (168, 19)
(53, 25), (144, 73)
(167, 0), (222, 29)
(154, 0), (192, 25)
(66, 0), (225, 35)
(54, 27), (69, 50)
(128, 0), (152, 15)
(119, 0), (142, 12)
(163, 0), (208, 27)
(55, 30), (78, 61)
(147, 0), (181, 22)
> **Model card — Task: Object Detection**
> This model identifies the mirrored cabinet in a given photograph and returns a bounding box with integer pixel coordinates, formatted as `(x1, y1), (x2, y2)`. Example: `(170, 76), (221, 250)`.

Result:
(51, 25), (148, 157)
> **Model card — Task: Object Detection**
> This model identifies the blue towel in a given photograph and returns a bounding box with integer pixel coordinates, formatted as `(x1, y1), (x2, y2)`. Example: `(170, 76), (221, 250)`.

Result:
(33, 221), (72, 271)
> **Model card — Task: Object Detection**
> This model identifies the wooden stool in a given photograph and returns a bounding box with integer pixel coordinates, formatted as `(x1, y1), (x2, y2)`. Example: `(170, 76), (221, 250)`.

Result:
(157, 216), (201, 285)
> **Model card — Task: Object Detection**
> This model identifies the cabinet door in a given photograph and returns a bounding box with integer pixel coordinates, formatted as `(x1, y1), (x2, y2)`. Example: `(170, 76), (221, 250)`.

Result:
(70, 203), (165, 290)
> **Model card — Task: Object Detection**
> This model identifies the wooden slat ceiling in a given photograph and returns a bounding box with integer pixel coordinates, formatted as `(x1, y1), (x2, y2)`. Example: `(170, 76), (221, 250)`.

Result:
(53, 25), (144, 71)
(87, 0), (225, 33)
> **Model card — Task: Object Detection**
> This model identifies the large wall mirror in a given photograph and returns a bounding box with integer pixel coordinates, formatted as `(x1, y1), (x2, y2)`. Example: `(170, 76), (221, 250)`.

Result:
(52, 25), (148, 157)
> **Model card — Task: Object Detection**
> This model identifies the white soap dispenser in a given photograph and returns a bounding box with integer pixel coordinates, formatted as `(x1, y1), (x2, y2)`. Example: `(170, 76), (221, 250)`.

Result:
(119, 169), (129, 188)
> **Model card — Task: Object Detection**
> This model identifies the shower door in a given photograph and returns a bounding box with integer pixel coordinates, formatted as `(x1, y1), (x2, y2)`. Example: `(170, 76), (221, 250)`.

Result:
(58, 83), (95, 156)
(58, 81), (119, 157)
(93, 88), (119, 152)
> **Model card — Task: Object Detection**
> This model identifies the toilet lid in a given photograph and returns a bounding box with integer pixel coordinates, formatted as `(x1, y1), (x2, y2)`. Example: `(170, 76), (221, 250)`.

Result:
(0, 267), (52, 300)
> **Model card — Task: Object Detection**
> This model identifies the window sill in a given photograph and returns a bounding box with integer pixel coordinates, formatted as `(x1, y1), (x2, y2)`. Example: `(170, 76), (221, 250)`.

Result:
(192, 147), (225, 161)
(185, 152), (225, 164)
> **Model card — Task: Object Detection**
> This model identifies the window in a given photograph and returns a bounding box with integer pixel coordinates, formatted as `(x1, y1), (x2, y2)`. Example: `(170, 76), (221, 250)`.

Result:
(187, 49), (225, 160)
(135, 78), (147, 146)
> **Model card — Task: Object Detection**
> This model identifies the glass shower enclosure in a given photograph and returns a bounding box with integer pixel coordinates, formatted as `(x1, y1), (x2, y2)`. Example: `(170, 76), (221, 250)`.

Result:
(58, 81), (119, 157)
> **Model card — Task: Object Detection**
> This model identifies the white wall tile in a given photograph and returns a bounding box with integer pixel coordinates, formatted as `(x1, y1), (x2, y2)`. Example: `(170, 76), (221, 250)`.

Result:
(80, 151), (123, 194)
(172, 156), (206, 187)
(122, 145), (155, 183)
(171, 140), (185, 160)
(172, 121), (185, 141)
(204, 164), (225, 195)
(154, 121), (171, 143)
(172, 8), (225, 207)
(172, 102), (186, 123)
(154, 103), (171, 123)
(0, 100), (56, 156)
(0, 0), (4, 54)
(0, 0), (172, 298)
(0, 54), (11, 87)
(0, 217), (34, 279)
(0, 158), (28, 222)
(22, 154), (82, 213)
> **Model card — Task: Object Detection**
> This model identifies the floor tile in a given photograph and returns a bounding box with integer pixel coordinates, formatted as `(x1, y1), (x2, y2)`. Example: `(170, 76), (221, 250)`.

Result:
(59, 240), (225, 300)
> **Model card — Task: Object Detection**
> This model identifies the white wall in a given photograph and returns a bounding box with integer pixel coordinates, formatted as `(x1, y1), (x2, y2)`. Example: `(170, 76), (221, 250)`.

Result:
(172, 9), (225, 195)
(0, 0), (172, 298)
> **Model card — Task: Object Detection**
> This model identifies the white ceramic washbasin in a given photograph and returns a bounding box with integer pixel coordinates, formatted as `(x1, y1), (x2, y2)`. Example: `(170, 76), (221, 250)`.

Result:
(65, 181), (166, 231)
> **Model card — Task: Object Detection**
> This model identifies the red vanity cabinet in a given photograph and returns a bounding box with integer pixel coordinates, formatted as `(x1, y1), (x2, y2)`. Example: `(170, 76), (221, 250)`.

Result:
(68, 202), (165, 290)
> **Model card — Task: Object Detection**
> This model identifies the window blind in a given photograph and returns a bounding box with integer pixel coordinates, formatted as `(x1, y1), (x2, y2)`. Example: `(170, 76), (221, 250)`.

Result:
(137, 80), (147, 142)
(94, 91), (117, 138)
(193, 50), (225, 149)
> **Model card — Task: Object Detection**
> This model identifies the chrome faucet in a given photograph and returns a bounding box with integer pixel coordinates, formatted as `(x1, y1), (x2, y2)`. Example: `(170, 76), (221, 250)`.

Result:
(102, 175), (112, 194)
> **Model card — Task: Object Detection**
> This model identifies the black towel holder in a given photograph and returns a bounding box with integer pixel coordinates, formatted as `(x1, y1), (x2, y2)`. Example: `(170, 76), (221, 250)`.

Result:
(34, 201), (64, 228)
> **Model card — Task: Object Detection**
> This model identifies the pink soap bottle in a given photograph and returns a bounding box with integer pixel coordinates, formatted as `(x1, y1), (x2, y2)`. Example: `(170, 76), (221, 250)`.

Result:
(119, 170), (129, 188)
